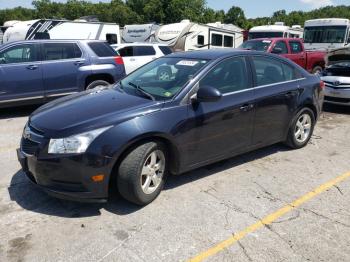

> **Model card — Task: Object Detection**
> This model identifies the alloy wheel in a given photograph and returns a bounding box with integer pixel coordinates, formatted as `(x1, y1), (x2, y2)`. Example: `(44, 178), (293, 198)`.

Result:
(140, 150), (165, 194)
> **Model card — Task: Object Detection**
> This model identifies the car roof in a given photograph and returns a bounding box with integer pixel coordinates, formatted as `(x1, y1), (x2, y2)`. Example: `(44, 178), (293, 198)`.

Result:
(0, 39), (107, 47)
(167, 48), (257, 60)
(111, 43), (169, 47)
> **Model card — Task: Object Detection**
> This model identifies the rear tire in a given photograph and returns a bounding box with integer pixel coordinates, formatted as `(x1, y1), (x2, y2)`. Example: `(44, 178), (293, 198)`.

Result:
(285, 108), (315, 149)
(311, 66), (323, 75)
(117, 142), (168, 205)
(86, 80), (110, 90)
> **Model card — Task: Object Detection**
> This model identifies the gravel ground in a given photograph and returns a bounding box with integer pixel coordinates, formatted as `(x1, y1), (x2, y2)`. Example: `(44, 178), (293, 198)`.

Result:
(0, 104), (349, 262)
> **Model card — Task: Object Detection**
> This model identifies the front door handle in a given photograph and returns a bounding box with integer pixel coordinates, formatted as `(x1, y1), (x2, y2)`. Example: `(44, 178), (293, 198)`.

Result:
(240, 104), (254, 112)
(74, 61), (84, 66)
(26, 65), (38, 70)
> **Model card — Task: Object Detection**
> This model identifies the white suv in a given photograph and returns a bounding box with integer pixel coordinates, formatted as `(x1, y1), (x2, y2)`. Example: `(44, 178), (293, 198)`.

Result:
(111, 43), (173, 74)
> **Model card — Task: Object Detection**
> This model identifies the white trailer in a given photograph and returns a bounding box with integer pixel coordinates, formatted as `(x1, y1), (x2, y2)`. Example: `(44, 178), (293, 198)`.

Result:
(122, 23), (160, 43)
(249, 22), (303, 39)
(304, 18), (350, 51)
(154, 20), (243, 51)
(2, 19), (121, 44)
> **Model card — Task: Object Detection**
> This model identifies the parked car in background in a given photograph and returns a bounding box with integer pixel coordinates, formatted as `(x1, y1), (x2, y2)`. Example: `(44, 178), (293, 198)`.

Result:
(321, 47), (350, 106)
(111, 43), (173, 74)
(240, 38), (326, 74)
(17, 49), (324, 205)
(0, 40), (125, 108)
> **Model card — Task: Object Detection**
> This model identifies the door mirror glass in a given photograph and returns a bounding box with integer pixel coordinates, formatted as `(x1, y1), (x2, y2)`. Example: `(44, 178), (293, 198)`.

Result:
(195, 85), (222, 103)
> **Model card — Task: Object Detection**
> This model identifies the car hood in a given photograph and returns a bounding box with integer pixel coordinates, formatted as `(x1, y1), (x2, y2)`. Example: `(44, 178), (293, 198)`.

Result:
(30, 88), (163, 138)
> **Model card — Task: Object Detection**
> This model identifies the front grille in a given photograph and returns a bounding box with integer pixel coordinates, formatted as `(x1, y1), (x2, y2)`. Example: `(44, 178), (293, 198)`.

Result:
(21, 138), (40, 155)
(324, 81), (350, 89)
(324, 96), (350, 104)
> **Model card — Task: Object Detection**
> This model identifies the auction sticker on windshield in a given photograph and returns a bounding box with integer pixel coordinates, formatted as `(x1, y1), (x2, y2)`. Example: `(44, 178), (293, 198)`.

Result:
(176, 60), (199, 66)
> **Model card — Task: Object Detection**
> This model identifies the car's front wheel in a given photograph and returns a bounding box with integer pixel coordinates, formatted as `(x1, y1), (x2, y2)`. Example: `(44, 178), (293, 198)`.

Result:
(86, 80), (110, 90)
(117, 142), (167, 205)
(286, 108), (315, 149)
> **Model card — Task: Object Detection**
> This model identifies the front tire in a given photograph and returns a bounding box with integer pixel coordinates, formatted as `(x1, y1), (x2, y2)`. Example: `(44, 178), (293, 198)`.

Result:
(285, 108), (315, 149)
(86, 80), (110, 90)
(117, 142), (167, 205)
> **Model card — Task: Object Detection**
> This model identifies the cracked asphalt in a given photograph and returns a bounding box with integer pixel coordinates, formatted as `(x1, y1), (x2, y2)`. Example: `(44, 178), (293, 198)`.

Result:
(0, 104), (350, 262)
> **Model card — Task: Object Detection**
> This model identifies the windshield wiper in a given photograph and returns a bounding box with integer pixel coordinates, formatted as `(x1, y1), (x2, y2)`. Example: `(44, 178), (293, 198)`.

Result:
(128, 82), (155, 101)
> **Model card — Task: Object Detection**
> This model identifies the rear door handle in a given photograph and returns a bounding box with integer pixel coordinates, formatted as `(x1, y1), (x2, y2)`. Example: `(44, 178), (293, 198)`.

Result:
(130, 58), (136, 62)
(74, 61), (84, 66)
(240, 104), (254, 112)
(26, 65), (38, 70)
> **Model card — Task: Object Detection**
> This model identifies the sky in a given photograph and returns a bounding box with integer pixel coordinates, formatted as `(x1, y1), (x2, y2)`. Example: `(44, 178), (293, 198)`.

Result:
(0, 0), (348, 18)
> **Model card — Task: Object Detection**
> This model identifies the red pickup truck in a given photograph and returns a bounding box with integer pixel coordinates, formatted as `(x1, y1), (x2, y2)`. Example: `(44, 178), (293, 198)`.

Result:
(240, 38), (326, 74)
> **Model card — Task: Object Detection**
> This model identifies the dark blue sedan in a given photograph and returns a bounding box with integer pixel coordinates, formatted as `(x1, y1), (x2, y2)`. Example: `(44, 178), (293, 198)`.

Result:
(17, 49), (324, 205)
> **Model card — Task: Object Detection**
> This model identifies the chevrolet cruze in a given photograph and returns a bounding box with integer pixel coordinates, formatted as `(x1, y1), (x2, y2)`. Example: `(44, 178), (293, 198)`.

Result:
(17, 49), (324, 205)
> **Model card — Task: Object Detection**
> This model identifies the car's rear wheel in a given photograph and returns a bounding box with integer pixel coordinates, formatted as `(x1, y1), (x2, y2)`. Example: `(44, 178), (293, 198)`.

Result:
(117, 142), (167, 205)
(86, 80), (110, 90)
(311, 65), (323, 75)
(286, 108), (315, 149)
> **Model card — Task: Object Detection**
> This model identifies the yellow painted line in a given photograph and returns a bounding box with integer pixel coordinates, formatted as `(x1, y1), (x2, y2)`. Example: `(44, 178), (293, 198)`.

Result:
(189, 171), (350, 262)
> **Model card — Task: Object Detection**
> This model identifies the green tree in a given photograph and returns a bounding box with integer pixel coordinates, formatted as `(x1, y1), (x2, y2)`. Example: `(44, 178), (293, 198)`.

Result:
(224, 6), (246, 28)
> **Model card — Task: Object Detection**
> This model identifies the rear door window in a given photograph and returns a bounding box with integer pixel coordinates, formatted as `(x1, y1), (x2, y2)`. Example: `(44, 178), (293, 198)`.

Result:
(0, 44), (38, 64)
(289, 41), (303, 53)
(88, 42), (117, 57)
(134, 46), (156, 56)
(43, 43), (82, 61)
(118, 46), (134, 57)
(159, 46), (173, 55)
(252, 56), (296, 86)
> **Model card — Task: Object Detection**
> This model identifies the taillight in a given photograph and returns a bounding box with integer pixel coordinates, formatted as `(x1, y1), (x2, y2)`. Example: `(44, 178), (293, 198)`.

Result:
(320, 81), (325, 89)
(114, 56), (124, 65)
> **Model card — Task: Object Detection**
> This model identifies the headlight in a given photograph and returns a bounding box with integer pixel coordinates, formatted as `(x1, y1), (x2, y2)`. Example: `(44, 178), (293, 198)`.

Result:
(48, 126), (112, 154)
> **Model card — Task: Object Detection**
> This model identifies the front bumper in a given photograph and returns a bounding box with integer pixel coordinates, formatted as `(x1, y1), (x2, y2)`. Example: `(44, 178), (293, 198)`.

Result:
(17, 148), (111, 203)
(324, 86), (350, 106)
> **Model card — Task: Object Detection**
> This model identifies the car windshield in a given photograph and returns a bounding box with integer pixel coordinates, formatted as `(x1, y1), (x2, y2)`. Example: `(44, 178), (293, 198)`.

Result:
(239, 40), (271, 51)
(304, 26), (347, 43)
(117, 57), (209, 101)
(248, 32), (283, 39)
(329, 61), (350, 68)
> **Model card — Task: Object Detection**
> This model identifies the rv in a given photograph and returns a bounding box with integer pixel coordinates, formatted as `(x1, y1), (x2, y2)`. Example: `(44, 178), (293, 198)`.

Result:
(154, 20), (243, 51)
(248, 22), (303, 39)
(122, 23), (160, 43)
(2, 19), (121, 44)
(304, 18), (350, 51)
(0, 21), (21, 44)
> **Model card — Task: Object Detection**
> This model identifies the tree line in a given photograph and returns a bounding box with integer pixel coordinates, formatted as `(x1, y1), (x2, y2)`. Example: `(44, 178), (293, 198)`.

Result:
(0, 0), (349, 29)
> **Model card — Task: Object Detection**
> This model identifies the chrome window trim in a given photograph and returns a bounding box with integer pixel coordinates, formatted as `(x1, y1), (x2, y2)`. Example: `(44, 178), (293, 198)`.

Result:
(222, 78), (306, 97)
(0, 96), (44, 103)
(46, 92), (77, 97)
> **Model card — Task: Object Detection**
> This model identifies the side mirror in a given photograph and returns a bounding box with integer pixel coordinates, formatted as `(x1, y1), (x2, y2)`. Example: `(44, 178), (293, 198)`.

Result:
(272, 47), (283, 54)
(194, 85), (222, 103)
